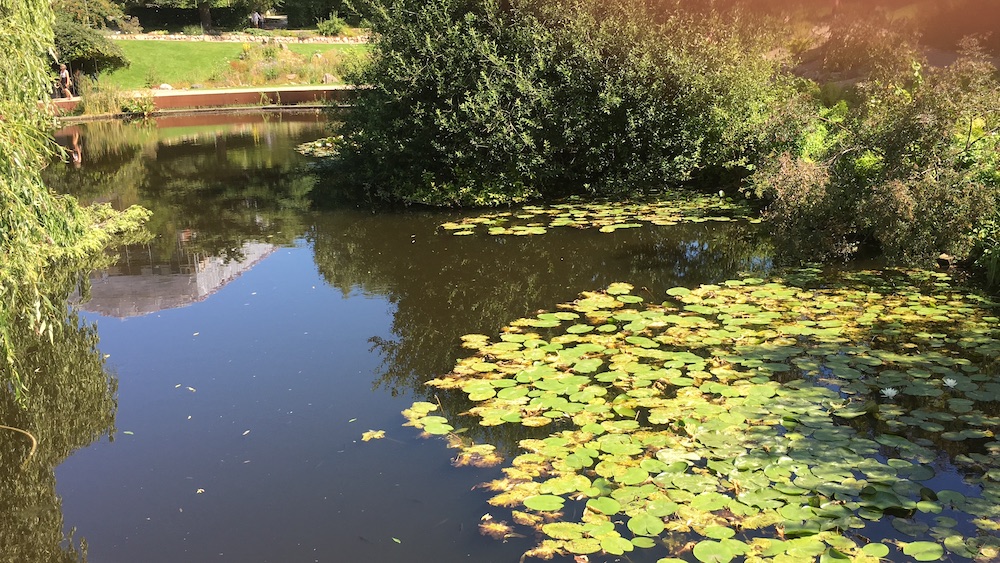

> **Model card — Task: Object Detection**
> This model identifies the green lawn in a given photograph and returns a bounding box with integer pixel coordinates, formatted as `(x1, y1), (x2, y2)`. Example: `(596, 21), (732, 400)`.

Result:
(101, 40), (368, 89)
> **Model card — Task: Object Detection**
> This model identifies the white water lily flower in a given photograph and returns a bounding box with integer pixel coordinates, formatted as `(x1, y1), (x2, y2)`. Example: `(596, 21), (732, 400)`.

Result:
(880, 387), (899, 399)
(943, 378), (958, 388)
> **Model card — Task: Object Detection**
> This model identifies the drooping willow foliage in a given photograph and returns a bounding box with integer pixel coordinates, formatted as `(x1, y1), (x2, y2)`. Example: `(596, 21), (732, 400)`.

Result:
(0, 0), (148, 399)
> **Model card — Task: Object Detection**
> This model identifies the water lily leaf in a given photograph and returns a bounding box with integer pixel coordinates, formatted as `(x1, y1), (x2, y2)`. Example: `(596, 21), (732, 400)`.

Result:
(702, 525), (736, 540)
(586, 496), (621, 515)
(423, 420), (454, 435)
(943, 535), (976, 558)
(523, 495), (565, 512)
(541, 522), (584, 540)
(565, 538), (601, 554)
(646, 499), (680, 517)
(901, 541), (944, 561)
(631, 537), (656, 549)
(692, 539), (746, 563)
(861, 543), (890, 557)
(606, 282), (633, 295)
(601, 534), (635, 555)
(628, 512), (665, 536)
(573, 358), (604, 373)
(691, 492), (730, 512)
(619, 467), (649, 486)
(892, 518), (930, 537)
(916, 500), (943, 514)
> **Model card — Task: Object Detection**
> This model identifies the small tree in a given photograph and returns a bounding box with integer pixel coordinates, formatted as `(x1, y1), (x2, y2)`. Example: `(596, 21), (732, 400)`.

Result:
(53, 13), (130, 76)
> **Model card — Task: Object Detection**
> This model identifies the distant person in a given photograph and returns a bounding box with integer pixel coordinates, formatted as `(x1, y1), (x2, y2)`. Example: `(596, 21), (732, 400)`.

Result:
(251, 11), (262, 28)
(59, 64), (73, 98)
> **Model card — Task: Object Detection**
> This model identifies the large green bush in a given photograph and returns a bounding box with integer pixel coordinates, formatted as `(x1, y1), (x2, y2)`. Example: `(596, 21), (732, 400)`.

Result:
(332, 0), (797, 206)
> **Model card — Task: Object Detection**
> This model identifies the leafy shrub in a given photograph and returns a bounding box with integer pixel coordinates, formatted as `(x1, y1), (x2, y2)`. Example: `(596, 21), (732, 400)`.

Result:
(121, 91), (156, 117)
(316, 13), (346, 36)
(143, 68), (162, 88)
(115, 15), (143, 34)
(182, 23), (204, 35)
(751, 41), (1000, 264)
(75, 77), (129, 115)
(332, 0), (797, 206)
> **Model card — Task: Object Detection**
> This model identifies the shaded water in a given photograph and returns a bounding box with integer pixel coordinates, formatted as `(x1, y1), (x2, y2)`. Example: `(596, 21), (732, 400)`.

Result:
(29, 113), (772, 562)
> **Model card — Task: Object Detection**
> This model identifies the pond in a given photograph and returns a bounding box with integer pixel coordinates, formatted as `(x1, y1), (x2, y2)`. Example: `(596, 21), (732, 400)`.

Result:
(20, 113), (1000, 562)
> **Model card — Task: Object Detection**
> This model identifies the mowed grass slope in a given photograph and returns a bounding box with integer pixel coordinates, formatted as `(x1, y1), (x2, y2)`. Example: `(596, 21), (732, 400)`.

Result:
(101, 40), (368, 89)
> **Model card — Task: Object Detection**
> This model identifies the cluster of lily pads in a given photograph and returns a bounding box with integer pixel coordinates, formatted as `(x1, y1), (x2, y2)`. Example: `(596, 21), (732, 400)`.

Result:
(438, 193), (756, 236)
(296, 136), (341, 158)
(403, 269), (1000, 562)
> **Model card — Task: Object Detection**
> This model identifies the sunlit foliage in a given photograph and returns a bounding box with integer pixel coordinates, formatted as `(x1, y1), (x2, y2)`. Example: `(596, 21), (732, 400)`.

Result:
(331, 0), (797, 206)
(751, 42), (1000, 266)
(0, 0), (147, 398)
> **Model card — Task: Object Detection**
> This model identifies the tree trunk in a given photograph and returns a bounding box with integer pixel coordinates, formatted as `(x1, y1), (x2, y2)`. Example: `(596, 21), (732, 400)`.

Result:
(198, 1), (212, 31)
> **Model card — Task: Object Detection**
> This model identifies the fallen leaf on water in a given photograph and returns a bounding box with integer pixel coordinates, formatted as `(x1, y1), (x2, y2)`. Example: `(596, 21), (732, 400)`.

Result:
(196, 489), (205, 494)
(187, 387), (196, 392)
(242, 430), (250, 436)
(348, 418), (357, 423)
(362, 430), (385, 441)
(123, 431), (134, 435)
(392, 538), (401, 544)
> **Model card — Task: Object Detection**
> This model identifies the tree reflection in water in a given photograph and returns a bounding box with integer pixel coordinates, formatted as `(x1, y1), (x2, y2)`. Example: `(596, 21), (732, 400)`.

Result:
(307, 210), (773, 450)
(0, 280), (116, 563)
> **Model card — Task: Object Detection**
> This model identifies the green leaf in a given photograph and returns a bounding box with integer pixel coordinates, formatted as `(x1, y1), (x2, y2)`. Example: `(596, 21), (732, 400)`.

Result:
(627, 512), (665, 536)
(901, 541), (944, 561)
(523, 495), (565, 512)
(693, 539), (745, 563)
(861, 543), (890, 557)
(586, 496), (621, 515)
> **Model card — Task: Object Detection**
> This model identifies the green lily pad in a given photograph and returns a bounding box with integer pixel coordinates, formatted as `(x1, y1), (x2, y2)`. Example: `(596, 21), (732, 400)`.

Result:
(523, 495), (565, 512)
(586, 496), (621, 515)
(627, 512), (665, 536)
(901, 541), (944, 561)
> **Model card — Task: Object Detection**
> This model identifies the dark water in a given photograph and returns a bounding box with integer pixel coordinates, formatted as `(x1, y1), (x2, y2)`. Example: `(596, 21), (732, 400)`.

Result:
(28, 113), (772, 563)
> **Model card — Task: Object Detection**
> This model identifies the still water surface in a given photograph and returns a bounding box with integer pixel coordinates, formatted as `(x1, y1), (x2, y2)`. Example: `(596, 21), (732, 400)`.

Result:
(37, 113), (772, 562)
